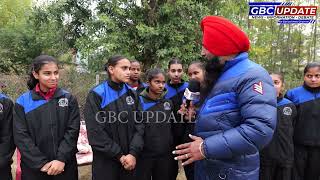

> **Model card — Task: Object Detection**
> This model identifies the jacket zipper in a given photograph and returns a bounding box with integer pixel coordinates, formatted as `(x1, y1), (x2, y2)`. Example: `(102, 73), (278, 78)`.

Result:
(50, 100), (56, 158)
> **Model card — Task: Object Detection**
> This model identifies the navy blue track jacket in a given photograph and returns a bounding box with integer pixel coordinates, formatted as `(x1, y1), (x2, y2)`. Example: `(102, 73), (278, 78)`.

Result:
(13, 88), (80, 170)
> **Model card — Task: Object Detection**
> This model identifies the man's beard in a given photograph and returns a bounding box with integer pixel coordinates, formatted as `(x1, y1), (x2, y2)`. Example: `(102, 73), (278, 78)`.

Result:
(205, 56), (225, 75)
(199, 56), (225, 105)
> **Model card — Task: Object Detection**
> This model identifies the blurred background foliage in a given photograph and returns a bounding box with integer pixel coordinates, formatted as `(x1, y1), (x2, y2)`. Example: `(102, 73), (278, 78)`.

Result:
(1, 0), (319, 99)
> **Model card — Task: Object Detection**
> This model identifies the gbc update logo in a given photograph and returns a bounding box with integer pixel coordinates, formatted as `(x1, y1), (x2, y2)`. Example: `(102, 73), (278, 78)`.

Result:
(249, 2), (318, 24)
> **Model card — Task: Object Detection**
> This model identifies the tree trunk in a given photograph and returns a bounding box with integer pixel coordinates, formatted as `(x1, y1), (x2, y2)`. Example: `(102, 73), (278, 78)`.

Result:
(297, 24), (302, 75)
(269, 19), (275, 70)
(286, 24), (291, 73)
(312, 0), (317, 61)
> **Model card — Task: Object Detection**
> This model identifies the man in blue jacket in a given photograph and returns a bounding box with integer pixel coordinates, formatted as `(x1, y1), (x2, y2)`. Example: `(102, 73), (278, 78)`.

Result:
(173, 16), (277, 180)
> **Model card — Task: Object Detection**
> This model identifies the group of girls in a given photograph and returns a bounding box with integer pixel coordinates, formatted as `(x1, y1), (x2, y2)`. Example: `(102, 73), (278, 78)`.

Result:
(0, 54), (202, 180)
(259, 62), (320, 180)
(1, 54), (320, 180)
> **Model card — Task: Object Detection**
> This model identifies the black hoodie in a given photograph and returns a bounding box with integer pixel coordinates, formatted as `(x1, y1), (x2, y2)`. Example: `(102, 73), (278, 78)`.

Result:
(139, 88), (174, 158)
(165, 80), (189, 146)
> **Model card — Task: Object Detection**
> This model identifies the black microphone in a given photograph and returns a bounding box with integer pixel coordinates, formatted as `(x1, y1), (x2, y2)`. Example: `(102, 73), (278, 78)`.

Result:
(184, 79), (200, 108)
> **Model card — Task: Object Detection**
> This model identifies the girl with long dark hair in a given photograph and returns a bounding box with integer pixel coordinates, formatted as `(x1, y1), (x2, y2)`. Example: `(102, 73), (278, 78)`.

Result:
(13, 55), (80, 180)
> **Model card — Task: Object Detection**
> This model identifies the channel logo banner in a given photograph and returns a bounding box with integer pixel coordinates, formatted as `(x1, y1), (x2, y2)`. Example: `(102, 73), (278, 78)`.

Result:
(248, 2), (318, 24)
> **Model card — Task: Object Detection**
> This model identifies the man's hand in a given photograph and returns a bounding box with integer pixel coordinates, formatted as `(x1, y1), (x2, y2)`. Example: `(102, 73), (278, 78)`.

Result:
(46, 160), (65, 176)
(173, 134), (205, 166)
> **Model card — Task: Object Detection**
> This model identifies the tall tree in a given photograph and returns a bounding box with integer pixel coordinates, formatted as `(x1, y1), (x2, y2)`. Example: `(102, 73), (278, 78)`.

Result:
(76, 0), (216, 72)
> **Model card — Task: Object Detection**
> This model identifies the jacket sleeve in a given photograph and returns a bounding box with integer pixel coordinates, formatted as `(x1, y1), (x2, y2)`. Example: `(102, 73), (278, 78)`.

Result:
(84, 91), (123, 159)
(203, 70), (277, 159)
(0, 98), (15, 168)
(56, 95), (80, 163)
(13, 103), (49, 170)
(128, 91), (144, 158)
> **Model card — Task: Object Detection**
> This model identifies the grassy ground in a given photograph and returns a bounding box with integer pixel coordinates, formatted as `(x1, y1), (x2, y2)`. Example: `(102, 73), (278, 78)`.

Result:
(11, 151), (187, 180)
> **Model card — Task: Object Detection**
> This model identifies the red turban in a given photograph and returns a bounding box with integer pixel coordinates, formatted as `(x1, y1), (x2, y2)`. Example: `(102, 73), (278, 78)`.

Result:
(201, 16), (250, 56)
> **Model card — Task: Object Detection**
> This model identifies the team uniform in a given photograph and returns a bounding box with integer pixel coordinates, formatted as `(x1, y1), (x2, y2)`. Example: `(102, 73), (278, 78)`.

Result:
(260, 97), (296, 180)
(165, 80), (189, 180)
(13, 88), (80, 180)
(286, 84), (320, 180)
(136, 88), (174, 180)
(84, 80), (144, 180)
(0, 93), (14, 180)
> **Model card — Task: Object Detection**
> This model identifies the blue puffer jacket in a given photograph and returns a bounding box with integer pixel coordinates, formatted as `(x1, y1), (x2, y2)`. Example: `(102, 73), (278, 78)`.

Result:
(194, 52), (277, 180)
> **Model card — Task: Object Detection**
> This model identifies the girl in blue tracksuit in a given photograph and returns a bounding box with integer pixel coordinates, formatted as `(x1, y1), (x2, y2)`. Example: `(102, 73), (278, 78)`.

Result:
(84, 55), (144, 180)
(128, 60), (147, 94)
(0, 92), (14, 180)
(136, 68), (174, 180)
(286, 62), (320, 180)
(165, 58), (189, 180)
(13, 55), (80, 180)
(260, 72), (296, 180)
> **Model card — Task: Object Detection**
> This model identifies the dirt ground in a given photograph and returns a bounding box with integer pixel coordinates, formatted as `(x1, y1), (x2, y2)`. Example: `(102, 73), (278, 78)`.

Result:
(77, 164), (186, 180)
(11, 151), (187, 180)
